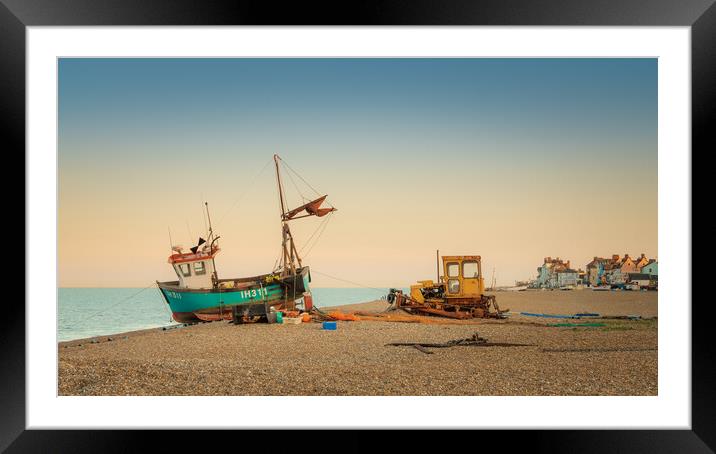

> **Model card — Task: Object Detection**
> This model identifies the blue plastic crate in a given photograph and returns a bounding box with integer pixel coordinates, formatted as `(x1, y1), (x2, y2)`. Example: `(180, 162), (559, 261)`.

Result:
(322, 321), (337, 330)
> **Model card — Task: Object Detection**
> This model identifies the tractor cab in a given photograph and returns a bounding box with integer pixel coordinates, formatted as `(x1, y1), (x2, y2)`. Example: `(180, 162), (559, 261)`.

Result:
(396, 251), (505, 319)
(441, 255), (484, 298)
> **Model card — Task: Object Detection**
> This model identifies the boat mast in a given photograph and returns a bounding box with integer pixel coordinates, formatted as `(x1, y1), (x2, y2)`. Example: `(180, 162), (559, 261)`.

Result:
(275, 154), (287, 218)
(205, 201), (220, 286)
(274, 154), (302, 276)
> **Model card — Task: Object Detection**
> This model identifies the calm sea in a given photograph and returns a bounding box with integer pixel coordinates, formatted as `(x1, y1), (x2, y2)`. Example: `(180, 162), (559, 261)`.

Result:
(58, 287), (400, 342)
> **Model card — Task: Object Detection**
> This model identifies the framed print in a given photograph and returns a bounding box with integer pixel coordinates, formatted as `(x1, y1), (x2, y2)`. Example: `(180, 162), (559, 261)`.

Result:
(4, 0), (712, 450)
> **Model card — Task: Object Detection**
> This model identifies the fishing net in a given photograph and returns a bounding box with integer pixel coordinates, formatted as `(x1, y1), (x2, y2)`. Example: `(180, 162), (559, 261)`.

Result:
(327, 311), (360, 321)
(309, 307), (491, 325)
(350, 311), (488, 325)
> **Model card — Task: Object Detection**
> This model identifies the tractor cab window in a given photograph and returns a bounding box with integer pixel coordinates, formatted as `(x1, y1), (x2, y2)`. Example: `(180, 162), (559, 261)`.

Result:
(447, 262), (460, 278)
(177, 263), (191, 277)
(193, 261), (206, 275)
(463, 261), (479, 278)
(448, 279), (460, 294)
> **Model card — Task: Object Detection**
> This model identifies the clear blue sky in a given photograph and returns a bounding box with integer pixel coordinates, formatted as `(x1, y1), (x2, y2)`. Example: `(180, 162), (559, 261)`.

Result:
(58, 58), (657, 287)
(60, 58), (656, 163)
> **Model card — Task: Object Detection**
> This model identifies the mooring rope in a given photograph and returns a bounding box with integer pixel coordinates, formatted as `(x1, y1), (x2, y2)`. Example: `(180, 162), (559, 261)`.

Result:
(64, 283), (159, 329)
(310, 269), (391, 296)
(155, 286), (175, 322)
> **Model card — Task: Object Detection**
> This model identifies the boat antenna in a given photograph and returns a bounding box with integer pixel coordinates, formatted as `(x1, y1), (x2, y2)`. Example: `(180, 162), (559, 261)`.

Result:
(202, 198), (209, 240)
(204, 202), (213, 243)
(168, 226), (173, 251)
(436, 249), (440, 282)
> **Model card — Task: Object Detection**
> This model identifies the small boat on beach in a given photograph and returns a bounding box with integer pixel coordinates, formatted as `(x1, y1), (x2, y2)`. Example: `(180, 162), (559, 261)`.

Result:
(503, 285), (528, 292)
(157, 155), (336, 323)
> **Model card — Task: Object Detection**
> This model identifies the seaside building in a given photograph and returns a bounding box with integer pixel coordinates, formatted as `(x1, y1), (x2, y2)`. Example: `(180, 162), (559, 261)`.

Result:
(586, 257), (609, 286)
(604, 269), (628, 285)
(614, 254), (638, 273)
(637, 259), (657, 290)
(633, 253), (650, 272)
(586, 254), (652, 286)
(626, 273), (652, 288)
(577, 269), (587, 285)
(556, 269), (579, 287)
(535, 257), (577, 288)
(641, 260), (658, 276)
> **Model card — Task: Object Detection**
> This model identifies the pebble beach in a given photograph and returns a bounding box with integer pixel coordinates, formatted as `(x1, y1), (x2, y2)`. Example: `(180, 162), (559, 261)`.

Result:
(58, 290), (657, 396)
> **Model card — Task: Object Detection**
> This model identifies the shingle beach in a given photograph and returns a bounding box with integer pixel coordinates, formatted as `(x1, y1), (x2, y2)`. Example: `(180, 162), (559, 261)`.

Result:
(59, 290), (657, 396)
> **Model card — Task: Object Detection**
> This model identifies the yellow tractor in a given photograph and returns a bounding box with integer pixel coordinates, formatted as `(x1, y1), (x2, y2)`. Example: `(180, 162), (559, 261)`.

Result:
(387, 252), (507, 319)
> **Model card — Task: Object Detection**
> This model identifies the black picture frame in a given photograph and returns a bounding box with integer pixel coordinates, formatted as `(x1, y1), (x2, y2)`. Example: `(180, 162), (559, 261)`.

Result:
(4, 0), (709, 451)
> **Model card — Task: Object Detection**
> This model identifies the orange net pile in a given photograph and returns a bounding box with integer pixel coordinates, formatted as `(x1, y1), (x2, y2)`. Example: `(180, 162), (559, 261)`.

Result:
(351, 311), (488, 325)
(328, 311), (496, 325)
(309, 309), (499, 325)
(327, 311), (360, 321)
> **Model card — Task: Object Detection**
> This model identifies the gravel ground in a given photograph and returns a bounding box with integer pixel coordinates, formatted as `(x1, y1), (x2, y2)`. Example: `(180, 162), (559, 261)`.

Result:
(339, 288), (659, 317)
(489, 289), (658, 318)
(59, 291), (657, 396)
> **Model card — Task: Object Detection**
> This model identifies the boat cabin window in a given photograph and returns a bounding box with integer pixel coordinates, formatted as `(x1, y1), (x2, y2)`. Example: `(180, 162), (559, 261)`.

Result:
(446, 262), (460, 278)
(177, 263), (191, 277)
(193, 261), (206, 275)
(448, 279), (460, 294)
(463, 261), (479, 278)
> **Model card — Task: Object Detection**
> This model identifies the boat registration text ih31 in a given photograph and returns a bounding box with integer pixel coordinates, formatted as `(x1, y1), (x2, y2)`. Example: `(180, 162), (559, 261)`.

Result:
(157, 154), (336, 324)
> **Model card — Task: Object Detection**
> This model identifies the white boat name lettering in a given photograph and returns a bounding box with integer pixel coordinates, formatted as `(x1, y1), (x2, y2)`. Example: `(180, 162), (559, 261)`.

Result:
(240, 288), (268, 299)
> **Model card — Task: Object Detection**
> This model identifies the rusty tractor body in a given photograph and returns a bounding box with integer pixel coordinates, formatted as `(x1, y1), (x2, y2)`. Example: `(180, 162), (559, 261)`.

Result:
(387, 254), (507, 319)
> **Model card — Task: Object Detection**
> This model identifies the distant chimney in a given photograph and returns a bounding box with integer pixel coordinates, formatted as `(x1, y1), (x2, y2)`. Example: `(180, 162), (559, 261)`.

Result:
(624, 254), (629, 259)
(593, 256), (598, 261)
(641, 253), (646, 259)
(567, 260), (571, 268)
(612, 254), (620, 261)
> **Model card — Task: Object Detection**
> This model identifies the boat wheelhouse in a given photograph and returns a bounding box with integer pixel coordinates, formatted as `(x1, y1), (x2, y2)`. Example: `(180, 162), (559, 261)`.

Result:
(169, 245), (220, 289)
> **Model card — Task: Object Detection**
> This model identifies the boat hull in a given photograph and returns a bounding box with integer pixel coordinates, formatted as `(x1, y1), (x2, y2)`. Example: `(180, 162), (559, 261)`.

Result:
(157, 267), (311, 323)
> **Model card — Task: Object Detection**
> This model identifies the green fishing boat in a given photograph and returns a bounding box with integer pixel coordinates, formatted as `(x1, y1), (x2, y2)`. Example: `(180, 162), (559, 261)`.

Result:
(157, 154), (336, 323)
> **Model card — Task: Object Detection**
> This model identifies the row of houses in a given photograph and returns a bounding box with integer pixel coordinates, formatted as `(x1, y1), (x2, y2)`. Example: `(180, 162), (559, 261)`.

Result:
(586, 254), (657, 287)
(532, 254), (658, 289)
